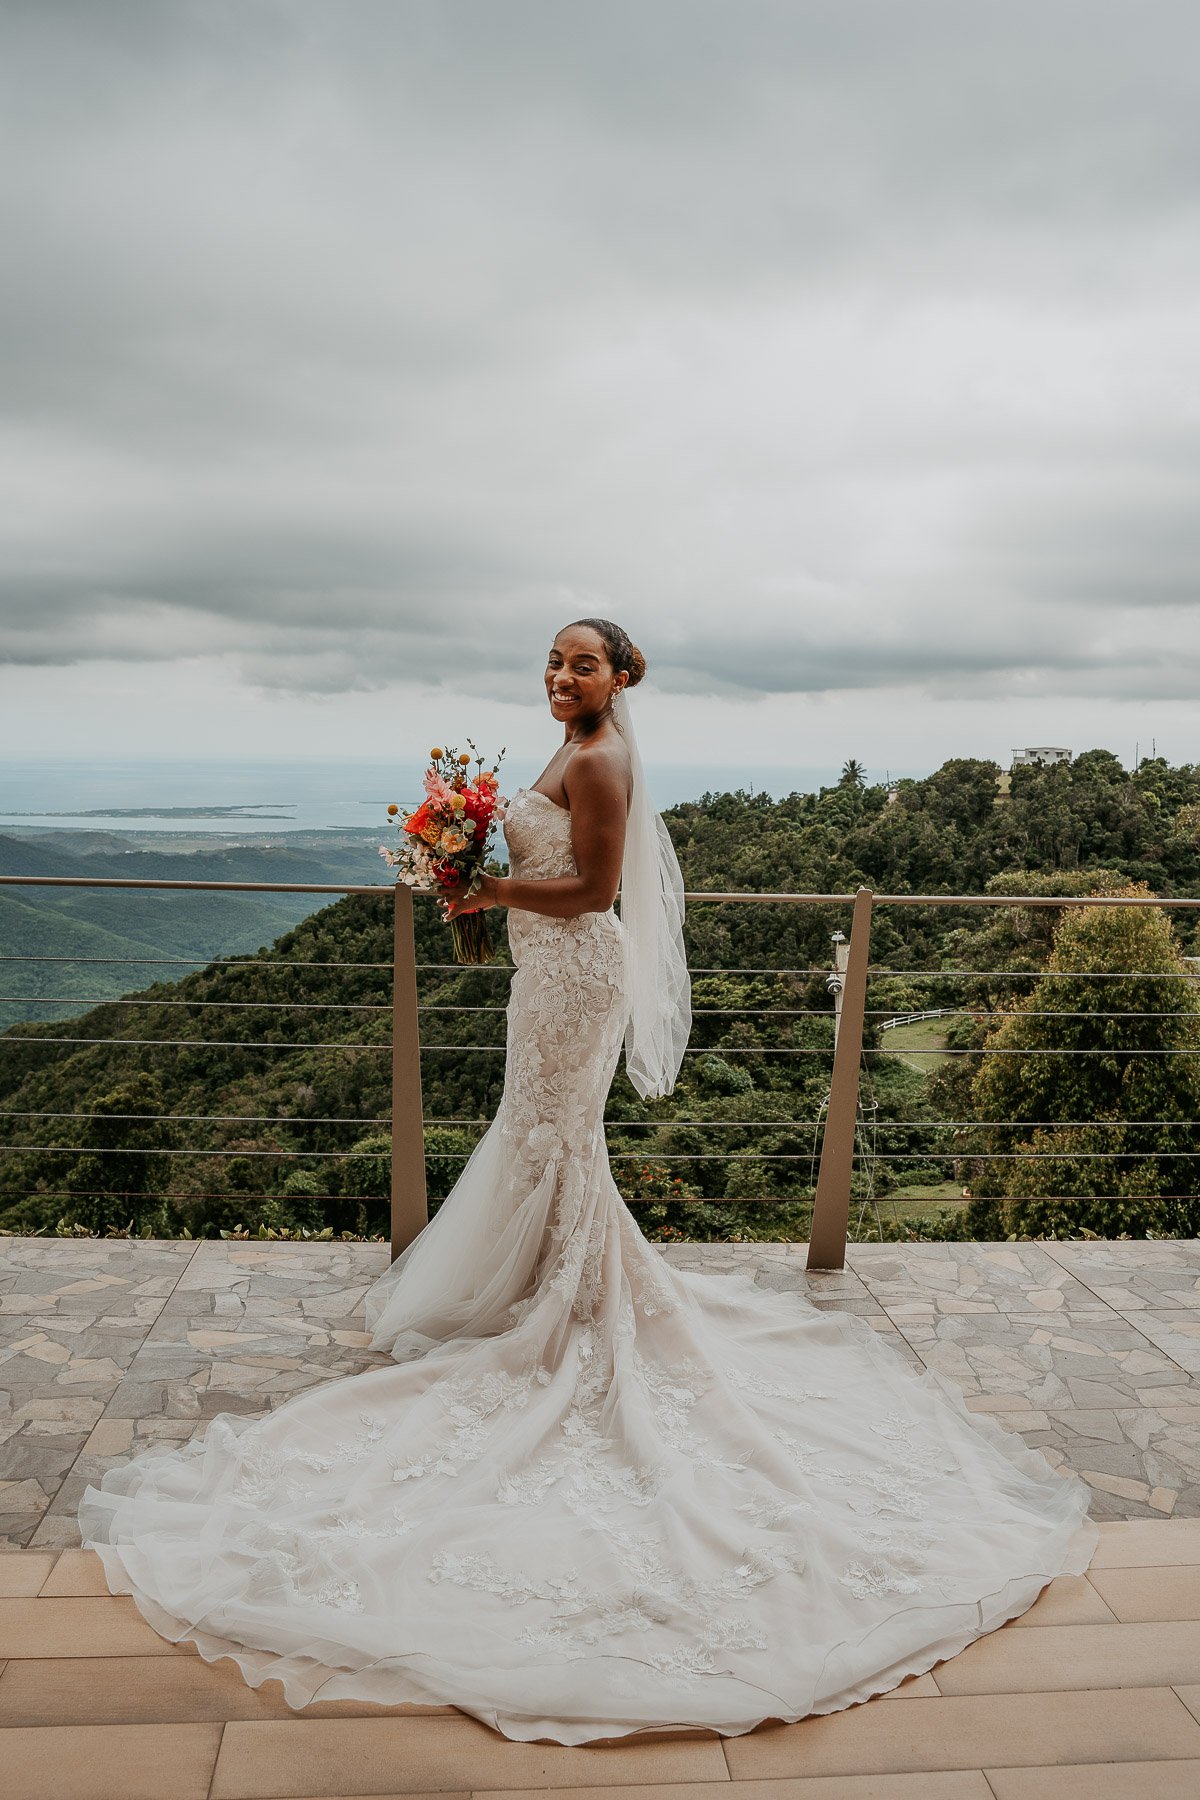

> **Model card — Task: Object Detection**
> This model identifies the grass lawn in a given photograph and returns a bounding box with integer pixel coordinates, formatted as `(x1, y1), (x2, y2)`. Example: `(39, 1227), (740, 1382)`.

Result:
(857, 1195), (967, 1220)
(875, 1013), (956, 1070)
(849, 1192), (969, 1238)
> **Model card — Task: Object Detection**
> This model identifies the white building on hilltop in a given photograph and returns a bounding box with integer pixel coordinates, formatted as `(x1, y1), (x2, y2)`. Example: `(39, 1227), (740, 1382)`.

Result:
(1011, 746), (1072, 768)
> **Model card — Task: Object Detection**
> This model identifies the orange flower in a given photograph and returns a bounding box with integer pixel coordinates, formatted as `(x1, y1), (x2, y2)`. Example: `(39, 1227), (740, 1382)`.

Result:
(406, 800), (442, 845)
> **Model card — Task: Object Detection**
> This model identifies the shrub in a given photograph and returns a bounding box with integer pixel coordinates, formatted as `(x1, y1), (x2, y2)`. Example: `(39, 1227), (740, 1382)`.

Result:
(970, 883), (1200, 1237)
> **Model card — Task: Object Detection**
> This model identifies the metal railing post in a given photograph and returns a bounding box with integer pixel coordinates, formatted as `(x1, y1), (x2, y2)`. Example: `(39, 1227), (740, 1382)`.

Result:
(391, 885), (428, 1259)
(829, 930), (850, 1047)
(807, 886), (874, 1271)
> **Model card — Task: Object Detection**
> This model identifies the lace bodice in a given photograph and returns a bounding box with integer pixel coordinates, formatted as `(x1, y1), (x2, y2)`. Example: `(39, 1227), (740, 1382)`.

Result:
(504, 786), (577, 880)
(501, 787), (623, 985)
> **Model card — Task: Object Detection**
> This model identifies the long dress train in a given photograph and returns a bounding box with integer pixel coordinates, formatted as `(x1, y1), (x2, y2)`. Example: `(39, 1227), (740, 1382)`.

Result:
(81, 788), (1096, 1745)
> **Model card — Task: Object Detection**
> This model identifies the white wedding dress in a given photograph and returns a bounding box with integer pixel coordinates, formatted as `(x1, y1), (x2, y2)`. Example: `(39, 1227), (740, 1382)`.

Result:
(81, 787), (1096, 1745)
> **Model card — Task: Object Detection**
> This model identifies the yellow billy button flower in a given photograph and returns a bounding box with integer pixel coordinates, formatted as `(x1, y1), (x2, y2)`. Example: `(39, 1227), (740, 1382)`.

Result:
(458, 752), (471, 765)
(387, 804), (399, 816)
(430, 746), (444, 760)
(450, 793), (466, 812)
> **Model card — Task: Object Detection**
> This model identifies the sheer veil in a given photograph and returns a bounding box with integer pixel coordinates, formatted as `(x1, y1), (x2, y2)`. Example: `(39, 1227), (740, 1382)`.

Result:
(612, 688), (691, 1098)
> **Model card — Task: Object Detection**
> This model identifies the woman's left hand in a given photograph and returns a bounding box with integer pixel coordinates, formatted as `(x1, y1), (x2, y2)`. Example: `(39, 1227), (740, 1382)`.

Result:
(441, 873), (500, 922)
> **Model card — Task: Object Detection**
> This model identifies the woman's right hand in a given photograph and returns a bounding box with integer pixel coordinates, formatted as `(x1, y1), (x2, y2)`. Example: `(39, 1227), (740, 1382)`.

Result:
(441, 873), (500, 922)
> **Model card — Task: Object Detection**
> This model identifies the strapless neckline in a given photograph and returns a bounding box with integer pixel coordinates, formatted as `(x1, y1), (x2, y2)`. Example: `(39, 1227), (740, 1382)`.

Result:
(519, 786), (570, 817)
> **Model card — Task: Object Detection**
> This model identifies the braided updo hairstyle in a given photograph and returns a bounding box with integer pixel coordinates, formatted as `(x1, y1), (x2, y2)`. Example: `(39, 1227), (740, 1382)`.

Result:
(567, 618), (647, 688)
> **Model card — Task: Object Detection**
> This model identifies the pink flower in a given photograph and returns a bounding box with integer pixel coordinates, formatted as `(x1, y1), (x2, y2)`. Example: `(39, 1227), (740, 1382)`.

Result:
(423, 770), (456, 807)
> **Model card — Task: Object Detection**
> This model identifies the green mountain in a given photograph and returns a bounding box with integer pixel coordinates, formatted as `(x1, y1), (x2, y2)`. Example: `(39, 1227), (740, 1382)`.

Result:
(0, 832), (389, 1028)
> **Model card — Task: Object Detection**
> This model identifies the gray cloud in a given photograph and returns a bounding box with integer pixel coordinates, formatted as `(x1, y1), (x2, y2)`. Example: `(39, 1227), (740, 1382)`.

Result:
(2, 1), (1200, 706)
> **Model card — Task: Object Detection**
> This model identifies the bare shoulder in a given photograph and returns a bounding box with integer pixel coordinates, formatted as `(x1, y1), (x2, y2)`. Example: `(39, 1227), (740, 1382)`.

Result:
(564, 730), (632, 811)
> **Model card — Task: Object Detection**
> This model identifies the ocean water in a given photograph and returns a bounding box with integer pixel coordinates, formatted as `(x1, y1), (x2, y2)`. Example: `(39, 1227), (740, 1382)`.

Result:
(0, 761), (417, 839)
(0, 758), (860, 843)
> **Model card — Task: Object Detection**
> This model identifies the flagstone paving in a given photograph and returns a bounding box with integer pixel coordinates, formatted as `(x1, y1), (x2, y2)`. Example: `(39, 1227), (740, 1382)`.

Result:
(6, 1236), (1200, 1545)
(666, 1239), (1200, 1519)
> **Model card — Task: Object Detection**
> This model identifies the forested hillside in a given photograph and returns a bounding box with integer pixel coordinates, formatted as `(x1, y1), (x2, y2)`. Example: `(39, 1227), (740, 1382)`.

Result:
(667, 749), (1200, 969)
(3, 748), (1200, 1243)
(0, 831), (385, 1027)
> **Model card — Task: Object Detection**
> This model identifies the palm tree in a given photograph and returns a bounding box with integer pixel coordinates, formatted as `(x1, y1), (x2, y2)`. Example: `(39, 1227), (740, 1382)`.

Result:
(839, 759), (866, 789)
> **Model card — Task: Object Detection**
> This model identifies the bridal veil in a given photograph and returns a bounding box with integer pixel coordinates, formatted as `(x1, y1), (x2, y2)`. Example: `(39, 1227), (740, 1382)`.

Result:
(612, 688), (691, 1099)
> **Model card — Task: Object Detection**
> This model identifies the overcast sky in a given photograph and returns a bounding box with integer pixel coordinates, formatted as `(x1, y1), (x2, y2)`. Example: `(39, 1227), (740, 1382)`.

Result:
(2, 1), (1199, 786)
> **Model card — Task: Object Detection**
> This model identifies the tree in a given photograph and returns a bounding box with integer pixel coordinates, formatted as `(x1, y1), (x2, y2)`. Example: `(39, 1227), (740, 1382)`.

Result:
(60, 1074), (178, 1236)
(967, 884), (1200, 1238)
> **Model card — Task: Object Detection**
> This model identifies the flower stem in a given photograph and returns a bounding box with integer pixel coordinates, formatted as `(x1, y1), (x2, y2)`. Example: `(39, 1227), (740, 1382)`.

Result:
(450, 911), (495, 965)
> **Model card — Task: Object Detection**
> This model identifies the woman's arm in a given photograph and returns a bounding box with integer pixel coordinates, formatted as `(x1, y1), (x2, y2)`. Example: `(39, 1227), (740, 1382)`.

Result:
(443, 749), (628, 922)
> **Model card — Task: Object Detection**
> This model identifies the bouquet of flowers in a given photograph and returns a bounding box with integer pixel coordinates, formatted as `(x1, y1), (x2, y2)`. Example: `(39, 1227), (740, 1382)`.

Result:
(380, 741), (507, 964)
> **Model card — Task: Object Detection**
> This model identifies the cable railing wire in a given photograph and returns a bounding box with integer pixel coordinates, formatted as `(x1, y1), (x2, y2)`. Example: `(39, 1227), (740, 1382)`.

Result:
(2, 997), (395, 1011)
(0, 1111), (797, 1125)
(0, 956), (401, 969)
(0, 1184), (758, 1208)
(4, 1033), (1200, 1057)
(0, 1035), (395, 1051)
(867, 969), (1200, 980)
(9, 1143), (1196, 1164)
(0, 999), (850, 1017)
(1, 1111), (403, 1124)
(0, 1145), (388, 1159)
(872, 1009), (1200, 1020)
(0, 1145), (801, 1161)
(9, 1111), (1192, 1128)
(860, 1151), (1200, 1161)
(809, 1118), (1200, 1129)
(868, 1047), (1200, 1057)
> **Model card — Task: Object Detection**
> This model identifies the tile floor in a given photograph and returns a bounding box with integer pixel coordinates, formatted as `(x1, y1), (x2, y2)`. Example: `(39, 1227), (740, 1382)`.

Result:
(3, 1522), (1200, 1796)
(5, 1238), (1200, 1794)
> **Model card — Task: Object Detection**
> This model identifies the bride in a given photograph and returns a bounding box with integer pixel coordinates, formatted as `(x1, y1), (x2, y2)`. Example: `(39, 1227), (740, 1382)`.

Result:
(81, 619), (1096, 1745)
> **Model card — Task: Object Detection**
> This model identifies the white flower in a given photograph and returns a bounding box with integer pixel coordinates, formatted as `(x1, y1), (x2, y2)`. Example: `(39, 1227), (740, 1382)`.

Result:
(526, 1122), (561, 1158)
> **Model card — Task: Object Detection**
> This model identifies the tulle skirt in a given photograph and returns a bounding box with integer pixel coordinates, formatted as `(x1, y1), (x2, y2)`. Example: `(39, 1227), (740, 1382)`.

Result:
(81, 1120), (1095, 1742)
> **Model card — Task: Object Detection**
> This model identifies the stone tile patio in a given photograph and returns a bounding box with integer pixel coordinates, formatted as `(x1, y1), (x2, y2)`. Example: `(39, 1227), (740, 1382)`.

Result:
(0, 1237), (392, 1547)
(6, 1236), (1200, 1545)
(667, 1238), (1200, 1519)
